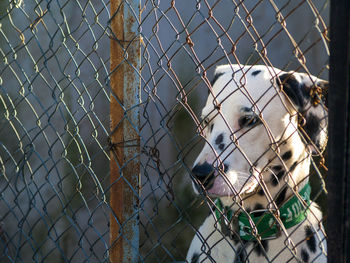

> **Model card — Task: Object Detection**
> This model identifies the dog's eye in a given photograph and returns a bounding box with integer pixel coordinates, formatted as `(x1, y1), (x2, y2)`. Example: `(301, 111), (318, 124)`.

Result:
(238, 114), (260, 128)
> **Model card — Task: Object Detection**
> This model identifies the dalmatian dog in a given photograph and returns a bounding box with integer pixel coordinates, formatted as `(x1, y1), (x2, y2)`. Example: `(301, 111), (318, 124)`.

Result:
(186, 64), (328, 263)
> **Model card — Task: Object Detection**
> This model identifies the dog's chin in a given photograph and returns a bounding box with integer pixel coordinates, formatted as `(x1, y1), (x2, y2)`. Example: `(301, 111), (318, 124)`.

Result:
(204, 176), (259, 198)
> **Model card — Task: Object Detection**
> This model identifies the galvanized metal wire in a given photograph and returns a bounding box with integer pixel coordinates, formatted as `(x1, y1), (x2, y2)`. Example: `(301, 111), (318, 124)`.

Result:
(0, 0), (329, 262)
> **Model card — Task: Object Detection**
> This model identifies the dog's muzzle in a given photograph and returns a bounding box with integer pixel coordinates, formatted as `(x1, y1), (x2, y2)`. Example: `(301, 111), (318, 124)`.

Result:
(191, 161), (259, 197)
(191, 162), (216, 190)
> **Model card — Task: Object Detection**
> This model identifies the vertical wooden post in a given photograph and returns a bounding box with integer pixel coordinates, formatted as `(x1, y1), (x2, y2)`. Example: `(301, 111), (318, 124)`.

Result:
(110, 0), (140, 262)
(328, 0), (350, 262)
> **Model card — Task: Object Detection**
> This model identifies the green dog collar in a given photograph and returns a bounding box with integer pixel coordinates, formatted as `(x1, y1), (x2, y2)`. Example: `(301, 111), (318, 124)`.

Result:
(214, 183), (311, 241)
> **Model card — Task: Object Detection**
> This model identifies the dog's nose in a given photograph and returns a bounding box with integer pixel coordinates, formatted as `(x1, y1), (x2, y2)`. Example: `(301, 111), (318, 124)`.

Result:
(191, 162), (215, 189)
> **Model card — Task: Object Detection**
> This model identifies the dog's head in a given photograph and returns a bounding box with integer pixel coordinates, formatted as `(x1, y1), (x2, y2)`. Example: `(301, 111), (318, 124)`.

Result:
(191, 64), (328, 197)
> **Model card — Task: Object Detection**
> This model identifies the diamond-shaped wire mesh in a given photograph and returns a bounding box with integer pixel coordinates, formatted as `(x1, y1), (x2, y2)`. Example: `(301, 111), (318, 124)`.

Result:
(0, 0), (329, 262)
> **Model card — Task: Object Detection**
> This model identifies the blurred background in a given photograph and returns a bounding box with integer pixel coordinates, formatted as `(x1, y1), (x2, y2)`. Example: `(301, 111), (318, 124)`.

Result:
(0, 0), (329, 262)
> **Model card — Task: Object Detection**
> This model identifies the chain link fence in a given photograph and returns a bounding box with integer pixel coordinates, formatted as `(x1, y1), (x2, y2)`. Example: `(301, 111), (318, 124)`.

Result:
(0, 0), (330, 262)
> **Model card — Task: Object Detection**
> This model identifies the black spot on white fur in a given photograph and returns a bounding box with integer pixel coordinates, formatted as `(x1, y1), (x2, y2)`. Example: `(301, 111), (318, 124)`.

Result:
(273, 165), (282, 171)
(237, 246), (247, 262)
(258, 188), (264, 196)
(305, 225), (316, 253)
(211, 72), (225, 87)
(290, 161), (298, 172)
(242, 106), (252, 112)
(218, 144), (225, 150)
(254, 240), (269, 257)
(275, 187), (287, 206)
(210, 124), (214, 132)
(224, 164), (229, 173)
(253, 203), (265, 217)
(271, 170), (285, 186)
(270, 165), (285, 186)
(251, 70), (261, 76)
(191, 253), (199, 263)
(301, 248), (310, 262)
(276, 171), (285, 179)
(282, 150), (292, 161)
(215, 133), (224, 145)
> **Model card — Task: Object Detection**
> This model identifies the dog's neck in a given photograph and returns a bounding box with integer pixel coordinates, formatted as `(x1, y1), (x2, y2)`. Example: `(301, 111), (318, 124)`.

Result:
(219, 149), (311, 213)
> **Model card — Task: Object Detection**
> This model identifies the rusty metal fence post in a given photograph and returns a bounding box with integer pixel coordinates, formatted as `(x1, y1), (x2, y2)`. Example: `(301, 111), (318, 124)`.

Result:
(110, 0), (141, 262)
(328, 0), (350, 262)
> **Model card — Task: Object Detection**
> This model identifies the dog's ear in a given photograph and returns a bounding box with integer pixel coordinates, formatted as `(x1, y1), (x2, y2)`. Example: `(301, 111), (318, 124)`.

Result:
(277, 72), (328, 154)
